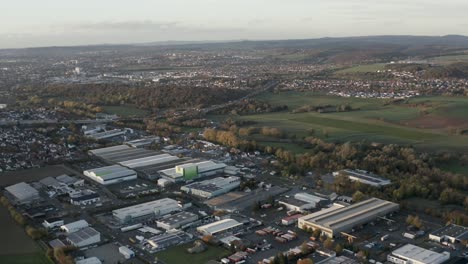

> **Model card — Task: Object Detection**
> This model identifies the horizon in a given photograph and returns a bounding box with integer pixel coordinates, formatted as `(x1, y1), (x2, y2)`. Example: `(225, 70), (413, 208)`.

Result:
(2, 0), (468, 49)
(2, 34), (468, 51)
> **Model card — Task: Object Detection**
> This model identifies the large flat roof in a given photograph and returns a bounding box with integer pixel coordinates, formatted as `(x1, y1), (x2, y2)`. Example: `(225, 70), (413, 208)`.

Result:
(67, 227), (99, 244)
(5, 182), (38, 201)
(88, 145), (131, 155)
(300, 198), (398, 231)
(431, 224), (468, 239)
(119, 154), (179, 168)
(157, 211), (198, 226)
(197, 219), (242, 235)
(392, 244), (450, 263)
(112, 198), (179, 219)
(84, 165), (136, 180)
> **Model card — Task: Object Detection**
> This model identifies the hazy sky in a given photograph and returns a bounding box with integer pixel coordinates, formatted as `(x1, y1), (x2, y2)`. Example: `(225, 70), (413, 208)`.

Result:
(1, 0), (468, 49)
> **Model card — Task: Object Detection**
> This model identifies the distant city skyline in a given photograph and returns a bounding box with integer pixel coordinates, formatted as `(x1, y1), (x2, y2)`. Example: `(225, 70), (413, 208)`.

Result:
(2, 0), (468, 49)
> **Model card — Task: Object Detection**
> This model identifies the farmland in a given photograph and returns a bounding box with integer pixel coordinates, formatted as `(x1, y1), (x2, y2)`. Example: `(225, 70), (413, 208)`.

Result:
(335, 63), (387, 74)
(102, 105), (149, 117)
(155, 243), (230, 264)
(213, 92), (468, 153)
(0, 207), (48, 264)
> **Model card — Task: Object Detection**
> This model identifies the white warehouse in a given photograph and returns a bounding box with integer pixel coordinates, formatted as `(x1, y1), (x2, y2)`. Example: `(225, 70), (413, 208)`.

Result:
(83, 165), (137, 185)
(113, 198), (181, 223)
(387, 244), (450, 264)
(180, 177), (241, 199)
(197, 219), (243, 236)
(119, 154), (179, 169)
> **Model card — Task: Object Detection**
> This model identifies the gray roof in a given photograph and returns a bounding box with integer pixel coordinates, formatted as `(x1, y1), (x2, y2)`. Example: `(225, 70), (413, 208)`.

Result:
(5, 182), (39, 201)
(431, 224), (468, 239)
(67, 227), (99, 244)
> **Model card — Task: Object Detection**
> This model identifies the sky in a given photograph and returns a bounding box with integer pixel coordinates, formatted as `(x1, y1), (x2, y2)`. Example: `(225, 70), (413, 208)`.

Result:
(1, 0), (468, 49)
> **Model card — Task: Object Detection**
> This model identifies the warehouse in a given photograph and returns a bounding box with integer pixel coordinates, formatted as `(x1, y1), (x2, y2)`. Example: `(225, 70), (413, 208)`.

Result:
(159, 160), (227, 182)
(4, 182), (40, 204)
(156, 211), (199, 230)
(83, 165), (137, 185)
(333, 169), (391, 187)
(75, 257), (102, 264)
(119, 246), (135, 259)
(205, 186), (288, 212)
(119, 154), (179, 169)
(429, 224), (468, 244)
(88, 144), (131, 156)
(387, 244), (450, 264)
(125, 137), (160, 148)
(67, 227), (101, 248)
(60, 219), (89, 233)
(69, 190), (100, 206)
(112, 198), (180, 224)
(298, 198), (399, 238)
(180, 176), (240, 199)
(197, 219), (243, 236)
(145, 230), (192, 252)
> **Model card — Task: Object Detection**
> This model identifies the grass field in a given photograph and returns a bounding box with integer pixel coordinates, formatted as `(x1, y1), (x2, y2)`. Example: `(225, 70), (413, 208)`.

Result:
(155, 243), (230, 264)
(428, 54), (468, 64)
(0, 207), (48, 264)
(214, 92), (468, 153)
(102, 105), (149, 117)
(0, 253), (52, 264)
(335, 63), (387, 74)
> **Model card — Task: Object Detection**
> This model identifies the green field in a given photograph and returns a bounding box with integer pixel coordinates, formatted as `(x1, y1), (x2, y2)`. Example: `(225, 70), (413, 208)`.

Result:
(155, 243), (230, 264)
(214, 93), (468, 153)
(0, 253), (52, 264)
(102, 105), (149, 117)
(0, 207), (50, 264)
(335, 63), (387, 74)
(428, 54), (468, 64)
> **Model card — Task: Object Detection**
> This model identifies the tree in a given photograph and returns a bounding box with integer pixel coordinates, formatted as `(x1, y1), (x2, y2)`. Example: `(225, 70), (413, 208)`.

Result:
(335, 243), (343, 254)
(312, 228), (322, 238)
(300, 241), (310, 255)
(352, 191), (365, 202)
(297, 259), (314, 264)
(323, 237), (334, 250)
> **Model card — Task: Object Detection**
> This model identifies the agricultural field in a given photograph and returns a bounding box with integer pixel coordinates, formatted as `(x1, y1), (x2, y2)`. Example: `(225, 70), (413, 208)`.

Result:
(428, 54), (468, 64)
(335, 63), (387, 74)
(0, 207), (48, 264)
(215, 92), (468, 153)
(155, 243), (230, 264)
(102, 105), (149, 117)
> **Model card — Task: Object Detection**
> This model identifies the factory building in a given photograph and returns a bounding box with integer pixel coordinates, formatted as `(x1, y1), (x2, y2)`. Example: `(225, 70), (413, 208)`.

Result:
(42, 218), (64, 229)
(75, 257), (102, 264)
(156, 211), (199, 230)
(159, 161), (227, 182)
(112, 198), (181, 224)
(88, 144), (131, 156)
(429, 224), (468, 244)
(333, 169), (391, 187)
(4, 182), (40, 204)
(60, 220), (89, 233)
(298, 198), (399, 238)
(180, 177), (241, 199)
(119, 154), (179, 169)
(125, 137), (160, 148)
(387, 244), (450, 264)
(145, 230), (192, 252)
(119, 246), (135, 259)
(69, 190), (100, 206)
(66, 227), (101, 248)
(83, 165), (137, 185)
(279, 193), (329, 213)
(197, 219), (243, 236)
